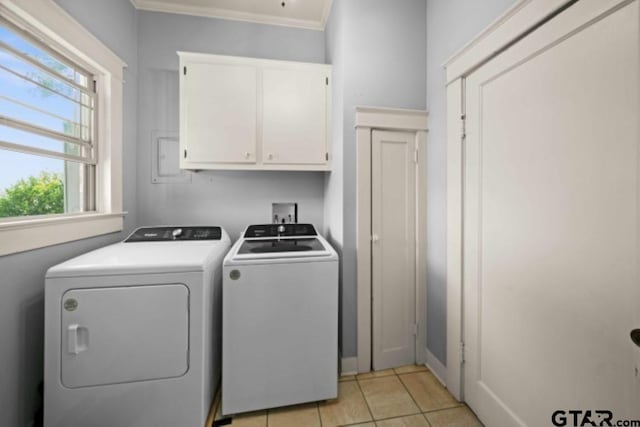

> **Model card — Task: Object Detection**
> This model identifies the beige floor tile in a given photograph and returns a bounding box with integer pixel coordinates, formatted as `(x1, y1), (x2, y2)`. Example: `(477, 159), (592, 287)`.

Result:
(356, 369), (396, 380)
(376, 414), (430, 427)
(393, 365), (429, 375)
(399, 371), (460, 412)
(424, 406), (483, 427)
(318, 381), (373, 426)
(340, 374), (357, 382)
(231, 410), (268, 427)
(358, 376), (420, 420)
(267, 403), (320, 427)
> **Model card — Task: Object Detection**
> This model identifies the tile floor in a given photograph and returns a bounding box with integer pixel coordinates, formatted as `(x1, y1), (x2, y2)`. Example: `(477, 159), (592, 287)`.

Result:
(209, 365), (483, 427)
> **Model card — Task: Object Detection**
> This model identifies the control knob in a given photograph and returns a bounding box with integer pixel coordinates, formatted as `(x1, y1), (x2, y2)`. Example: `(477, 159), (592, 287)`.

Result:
(172, 228), (183, 240)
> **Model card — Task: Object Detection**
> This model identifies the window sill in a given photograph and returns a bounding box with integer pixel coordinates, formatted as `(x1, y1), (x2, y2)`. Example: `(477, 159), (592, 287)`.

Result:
(0, 212), (125, 256)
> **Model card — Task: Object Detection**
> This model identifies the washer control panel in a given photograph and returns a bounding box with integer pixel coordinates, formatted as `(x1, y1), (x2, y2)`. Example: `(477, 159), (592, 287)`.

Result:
(125, 226), (222, 242)
(244, 223), (317, 238)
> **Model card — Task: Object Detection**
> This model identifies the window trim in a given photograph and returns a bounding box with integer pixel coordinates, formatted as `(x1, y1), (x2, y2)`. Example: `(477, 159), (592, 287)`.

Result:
(0, 0), (126, 256)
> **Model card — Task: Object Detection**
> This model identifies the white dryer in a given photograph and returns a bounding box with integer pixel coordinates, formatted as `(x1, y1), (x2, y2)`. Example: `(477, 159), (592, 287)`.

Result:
(44, 226), (230, 427)
(222, 223), (338, 415)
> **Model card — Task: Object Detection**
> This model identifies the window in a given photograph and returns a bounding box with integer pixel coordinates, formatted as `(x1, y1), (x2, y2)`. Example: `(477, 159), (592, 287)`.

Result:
(0, 0), (125, 256)
(0, 18), (96, 219)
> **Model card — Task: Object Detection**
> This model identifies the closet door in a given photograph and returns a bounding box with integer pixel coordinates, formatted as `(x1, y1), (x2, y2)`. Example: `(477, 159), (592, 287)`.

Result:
(462, 1), (639, 425)
(371, 130), (416, 370)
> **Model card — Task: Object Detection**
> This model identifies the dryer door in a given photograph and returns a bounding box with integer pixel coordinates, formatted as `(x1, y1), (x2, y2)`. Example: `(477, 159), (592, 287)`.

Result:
(60, 284), (189, 388)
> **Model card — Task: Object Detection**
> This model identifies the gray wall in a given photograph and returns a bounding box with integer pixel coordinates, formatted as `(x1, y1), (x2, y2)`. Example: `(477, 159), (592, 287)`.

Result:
(0, 1), (138, 426)
(136, 11), (327, 240)
(325, 0), (427, 359)
(425, 0), (517, 364)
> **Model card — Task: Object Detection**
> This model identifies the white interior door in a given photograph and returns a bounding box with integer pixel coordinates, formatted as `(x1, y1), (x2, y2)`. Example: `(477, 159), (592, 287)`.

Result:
(372, 130), (416, 370)
(462, 1), (639, 425)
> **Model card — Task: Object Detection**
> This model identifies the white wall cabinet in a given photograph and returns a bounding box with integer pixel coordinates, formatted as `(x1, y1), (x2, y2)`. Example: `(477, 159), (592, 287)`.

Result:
(178, 52), (332, 171)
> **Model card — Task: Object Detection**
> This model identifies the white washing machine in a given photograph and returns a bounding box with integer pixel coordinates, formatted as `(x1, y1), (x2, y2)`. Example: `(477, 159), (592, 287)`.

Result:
(221, 223), (338, 415)
(44, 226), (230, 427)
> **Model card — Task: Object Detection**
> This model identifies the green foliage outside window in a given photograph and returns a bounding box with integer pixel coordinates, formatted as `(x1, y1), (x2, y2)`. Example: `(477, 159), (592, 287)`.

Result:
(0, 172), (64, 218)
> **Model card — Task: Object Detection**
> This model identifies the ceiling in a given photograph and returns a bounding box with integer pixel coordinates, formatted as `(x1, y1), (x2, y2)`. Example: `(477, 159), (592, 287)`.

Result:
(130, 0), (334, 30)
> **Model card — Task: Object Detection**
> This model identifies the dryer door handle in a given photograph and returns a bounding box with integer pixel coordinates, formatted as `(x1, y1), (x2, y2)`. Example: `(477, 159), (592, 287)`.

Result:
(67, 324), (89, 355)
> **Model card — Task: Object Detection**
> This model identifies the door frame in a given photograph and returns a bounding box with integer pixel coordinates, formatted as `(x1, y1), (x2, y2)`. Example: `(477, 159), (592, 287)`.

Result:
(444, 0), (633, 400)
(355, 106), (428, 373)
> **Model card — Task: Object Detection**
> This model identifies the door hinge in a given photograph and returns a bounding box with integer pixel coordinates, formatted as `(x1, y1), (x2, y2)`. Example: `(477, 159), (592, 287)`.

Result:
(459, 341), (465, 365)
(325, 152), (329, 161)
(411, 323), (418, 336)
(326, 77), (329, 85)
(461, 114), (466, 142)
(183, 66), (187, 75)
(414, 149), (418, 164)
(183, 149), (187, 159)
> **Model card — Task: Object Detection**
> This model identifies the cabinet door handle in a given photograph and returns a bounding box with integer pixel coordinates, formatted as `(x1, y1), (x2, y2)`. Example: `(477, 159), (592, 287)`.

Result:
(244, 152), (251, 159)
(267, 153), (274, 160)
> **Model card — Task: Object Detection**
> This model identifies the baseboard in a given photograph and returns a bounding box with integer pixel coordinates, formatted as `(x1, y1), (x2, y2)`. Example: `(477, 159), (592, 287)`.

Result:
(340, 356), (358, 376)
(426, 349), (447, 386)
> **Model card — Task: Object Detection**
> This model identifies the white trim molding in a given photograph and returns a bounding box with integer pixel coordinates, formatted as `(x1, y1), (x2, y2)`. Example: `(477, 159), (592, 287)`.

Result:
(444, 0), (571, 83)
(355, 107), (429, 132)
(445, 78), (464, 400)
(130, 0), (333, 31)
(425, 350), (447, 387)
(0, 213), (125, 256)
(0, 0), (126, 256)
(355, 106), (428, 373)
(340, 357), (358, 376)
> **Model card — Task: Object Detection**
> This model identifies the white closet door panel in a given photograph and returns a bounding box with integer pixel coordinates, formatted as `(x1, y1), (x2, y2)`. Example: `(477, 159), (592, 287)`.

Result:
(262, 68), (327, 165)
(185, 63), (257, 163)
(463, 1), (639, 425)
(371, 130), (416, 370)
(61, 284), (189, 388)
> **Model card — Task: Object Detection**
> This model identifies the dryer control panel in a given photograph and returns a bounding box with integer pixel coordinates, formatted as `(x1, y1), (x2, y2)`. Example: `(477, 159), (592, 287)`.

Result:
(125, 226), (222, 242)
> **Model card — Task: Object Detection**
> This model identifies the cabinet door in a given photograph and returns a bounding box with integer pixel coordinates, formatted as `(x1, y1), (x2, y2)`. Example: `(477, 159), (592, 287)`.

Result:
(262, 68), (328, 165)
(183, 62), (257, 164)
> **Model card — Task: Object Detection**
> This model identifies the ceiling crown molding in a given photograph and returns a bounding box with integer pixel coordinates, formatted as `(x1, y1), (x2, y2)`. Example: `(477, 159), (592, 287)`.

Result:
(129, 0), (333, 31)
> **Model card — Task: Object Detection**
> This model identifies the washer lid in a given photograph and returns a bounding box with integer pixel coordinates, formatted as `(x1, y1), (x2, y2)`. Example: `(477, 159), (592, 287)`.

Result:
(227, 237), (337, 264)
